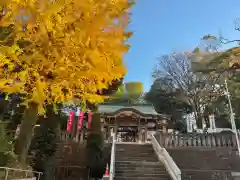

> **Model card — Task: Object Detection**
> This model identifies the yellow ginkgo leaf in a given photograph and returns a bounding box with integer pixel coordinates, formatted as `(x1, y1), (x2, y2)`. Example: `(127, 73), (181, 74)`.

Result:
(0, 0), (134, 115)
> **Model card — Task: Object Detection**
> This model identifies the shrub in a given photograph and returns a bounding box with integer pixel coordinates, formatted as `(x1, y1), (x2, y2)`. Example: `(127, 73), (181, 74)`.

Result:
(29, 114), (60, 178)
(86, 113), (107, 179)
(0, 121), (17, 166)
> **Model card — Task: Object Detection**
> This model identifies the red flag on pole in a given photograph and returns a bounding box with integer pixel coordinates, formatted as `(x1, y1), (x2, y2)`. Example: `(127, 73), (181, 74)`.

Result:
(88, 111), (92, 129)
(67, 111), (74, 132)
(78, 112), (84, 130)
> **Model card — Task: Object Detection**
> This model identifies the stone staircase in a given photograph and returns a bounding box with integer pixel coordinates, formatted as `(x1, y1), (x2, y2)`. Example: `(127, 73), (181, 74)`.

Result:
(114, 143), (171, 180)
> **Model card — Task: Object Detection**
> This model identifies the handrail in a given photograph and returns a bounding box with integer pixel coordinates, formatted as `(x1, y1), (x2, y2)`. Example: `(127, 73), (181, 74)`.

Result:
(151, 134), (181, 180)
(0, 167), (43, 180)
(109, 133), (116, 180)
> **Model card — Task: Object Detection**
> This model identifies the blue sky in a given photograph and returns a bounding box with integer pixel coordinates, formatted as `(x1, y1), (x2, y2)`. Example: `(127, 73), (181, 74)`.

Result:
(124, 0), (240, 91)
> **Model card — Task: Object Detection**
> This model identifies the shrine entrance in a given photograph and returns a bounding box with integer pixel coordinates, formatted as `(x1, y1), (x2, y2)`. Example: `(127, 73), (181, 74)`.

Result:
(99, 103), (170, 143)
(117, 126), (138, 142)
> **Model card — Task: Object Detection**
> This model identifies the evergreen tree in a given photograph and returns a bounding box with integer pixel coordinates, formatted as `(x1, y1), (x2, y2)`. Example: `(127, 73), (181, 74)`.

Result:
(29, 106), (61, 179)
(86, 113), (107, 179)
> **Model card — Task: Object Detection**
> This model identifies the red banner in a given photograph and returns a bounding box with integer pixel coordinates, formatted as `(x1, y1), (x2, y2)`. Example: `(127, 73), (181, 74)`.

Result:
(88, 111), (92, 129)
(67, 111), (74, 132)
(77, 112), (84, 130)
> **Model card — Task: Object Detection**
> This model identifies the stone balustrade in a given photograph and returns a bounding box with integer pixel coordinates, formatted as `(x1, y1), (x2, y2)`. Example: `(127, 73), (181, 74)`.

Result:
(155, 132), (238, 148)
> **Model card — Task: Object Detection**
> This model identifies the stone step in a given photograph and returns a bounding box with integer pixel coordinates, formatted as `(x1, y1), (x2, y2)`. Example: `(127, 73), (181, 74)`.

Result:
(115, 173), (169, 178)
(116, 147), (154, 151)
(115, 161), (163, 166)
(116, 145), (153, 148)
(115, 168), (167, 173)
(116, 148), (154, 150)
(115, 169), (167, 173)
(115, 161), (164, 168)
(115, 177), (171, 180)
(116, 144), (153, 150)
(116, 157), (158, 162)
(116, 152), (157, 155)
(115, 165), (166, 169)
(115, 161), (167, 173)
(116, 150), (155, 154)
(116, 154), (158, 157)
(116, 156), (157, 160)
(115, 168), (168, 173)
(114, 144), (170, 180)
(116, 166), (165, 171)
(116, 152), (156, 155)
(115, 154), (156, 158)
(115, 152), (156, 156)
(116, 166), (163, 170)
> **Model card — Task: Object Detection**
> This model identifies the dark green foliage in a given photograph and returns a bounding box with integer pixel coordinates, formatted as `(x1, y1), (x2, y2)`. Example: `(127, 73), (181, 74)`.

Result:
(0, 93), (9, 120)
(145, 79), (192, 132)
(0, 93), (25, 133)
(145, 81), (191, 112)
(29, 112), (60, 178)
(0, 122), (17, 167)
(173, 120), (187, 133)
(14, 103), (39, 164)
(6, 105), (25, 132)
(86, 113), (107, 179)
(235, 116), (240, 129)
(86, 113), (103, 158)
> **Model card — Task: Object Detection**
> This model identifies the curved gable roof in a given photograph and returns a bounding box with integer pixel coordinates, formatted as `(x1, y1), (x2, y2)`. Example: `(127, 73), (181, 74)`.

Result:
(99, 104), (170, 119)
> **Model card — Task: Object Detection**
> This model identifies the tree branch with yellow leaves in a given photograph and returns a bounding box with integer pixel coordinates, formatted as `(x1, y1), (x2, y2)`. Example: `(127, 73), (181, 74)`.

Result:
(0, 0), (134, 165)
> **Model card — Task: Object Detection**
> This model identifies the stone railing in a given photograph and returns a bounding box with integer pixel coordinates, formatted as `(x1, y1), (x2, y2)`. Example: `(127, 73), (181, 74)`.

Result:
(155, 132), (237, 148)
(0, 167), (42, 180)
(151, 134), (181, 180)
(109, 134), (116, 180)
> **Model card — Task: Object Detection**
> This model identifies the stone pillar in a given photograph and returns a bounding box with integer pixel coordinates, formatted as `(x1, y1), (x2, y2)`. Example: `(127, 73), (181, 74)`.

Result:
(162, 119), (168, 134)
(209, 114), (216, 130)
(139, 128), (143, 143)
(144, 124), (148, 142)
(137, 126), (141, 143)
(186, 114), (193, 133)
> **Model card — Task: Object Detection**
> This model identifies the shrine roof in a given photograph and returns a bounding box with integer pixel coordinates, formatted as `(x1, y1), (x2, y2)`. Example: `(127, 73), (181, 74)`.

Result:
(98, 103), (169, 118)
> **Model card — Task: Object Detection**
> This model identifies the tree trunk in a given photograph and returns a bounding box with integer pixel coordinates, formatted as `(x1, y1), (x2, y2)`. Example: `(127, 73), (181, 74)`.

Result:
(192, 101), (203, 129)
(15, 102), (39, 165)
(0, 99), (9, 120)
(196, 114), (203, 129)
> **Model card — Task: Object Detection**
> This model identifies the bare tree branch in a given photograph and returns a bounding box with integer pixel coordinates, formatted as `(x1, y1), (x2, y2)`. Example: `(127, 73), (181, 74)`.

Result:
(153, 51), (223, 127)
(218, 18), (240, 45)
(219, 36), (240, 45)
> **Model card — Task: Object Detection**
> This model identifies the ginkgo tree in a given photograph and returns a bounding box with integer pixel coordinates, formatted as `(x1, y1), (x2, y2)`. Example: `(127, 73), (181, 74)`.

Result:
(125, 82), (143, 102)
(0, 0), (134, 165)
